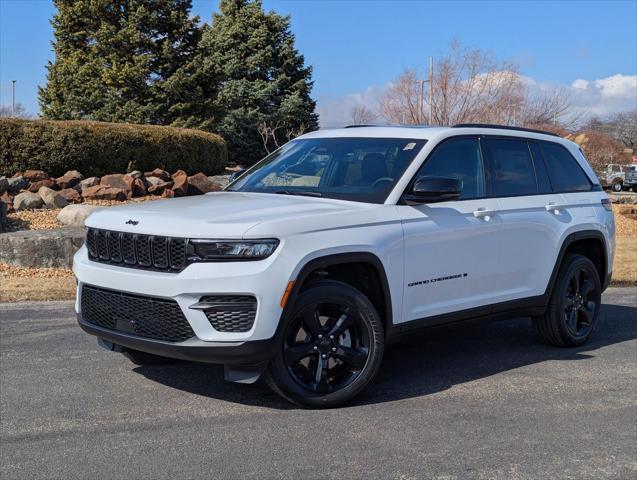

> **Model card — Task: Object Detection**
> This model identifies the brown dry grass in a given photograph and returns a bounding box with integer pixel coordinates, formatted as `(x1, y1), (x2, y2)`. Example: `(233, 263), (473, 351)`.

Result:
(612, 236), (637, 286)
(1, 204), (635, 302)
(0, 265), (76, 302)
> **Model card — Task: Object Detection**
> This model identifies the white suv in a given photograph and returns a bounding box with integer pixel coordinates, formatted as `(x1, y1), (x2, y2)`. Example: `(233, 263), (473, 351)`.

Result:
(74, 124), (615, 407)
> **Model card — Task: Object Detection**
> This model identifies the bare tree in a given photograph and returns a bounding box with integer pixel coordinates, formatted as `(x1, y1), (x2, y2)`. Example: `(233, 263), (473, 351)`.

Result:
(349, 105), (377, 125)
(568, 131), (625, 170)
(258, 121), (307, 154)
(378, 69), (424, 124)
(0, 103), (32, 118)
(379, 44), (525, 126)
(378, 41), (577, 129)
(609, 111), (637, 149)
(519, 87), (580, 129)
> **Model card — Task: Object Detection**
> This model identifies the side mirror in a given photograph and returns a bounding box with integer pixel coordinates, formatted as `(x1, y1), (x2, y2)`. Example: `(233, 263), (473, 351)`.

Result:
(406, 175), (462, 203)
(229, 169), (246, 182)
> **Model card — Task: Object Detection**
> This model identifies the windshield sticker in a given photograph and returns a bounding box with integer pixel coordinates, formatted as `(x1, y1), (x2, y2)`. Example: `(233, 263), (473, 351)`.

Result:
(403, 142), (417, 151)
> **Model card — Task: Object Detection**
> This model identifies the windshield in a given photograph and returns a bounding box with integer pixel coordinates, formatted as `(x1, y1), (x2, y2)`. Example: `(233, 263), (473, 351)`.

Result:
(228, 137), (427, 203)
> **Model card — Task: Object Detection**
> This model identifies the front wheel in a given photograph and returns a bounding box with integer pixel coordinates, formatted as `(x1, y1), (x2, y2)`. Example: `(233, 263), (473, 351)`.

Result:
(612, 181), (623, 192)
(533, 254), (601, 347)
(265, 280), (384, 408)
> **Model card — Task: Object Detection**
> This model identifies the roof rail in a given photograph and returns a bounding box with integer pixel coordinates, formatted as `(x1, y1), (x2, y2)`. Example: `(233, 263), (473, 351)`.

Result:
(343, 124), (436, 129)
(452, 123), (560, 137)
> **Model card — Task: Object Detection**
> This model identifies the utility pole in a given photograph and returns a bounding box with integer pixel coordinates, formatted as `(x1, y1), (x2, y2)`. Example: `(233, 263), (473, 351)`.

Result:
(428, 56), (434, 125)
(12, 80), (16, 117)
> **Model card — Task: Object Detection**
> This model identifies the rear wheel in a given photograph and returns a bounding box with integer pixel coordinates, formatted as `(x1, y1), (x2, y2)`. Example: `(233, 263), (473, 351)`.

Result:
(265, 280), (384, 408)
(122, 348), (178, 366)
(533, 254), (601, 347)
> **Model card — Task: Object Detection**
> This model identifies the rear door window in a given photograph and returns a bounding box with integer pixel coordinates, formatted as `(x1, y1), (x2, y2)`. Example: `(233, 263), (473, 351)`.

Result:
(484, 138), (538, 197)
(539, 142), (593, 192)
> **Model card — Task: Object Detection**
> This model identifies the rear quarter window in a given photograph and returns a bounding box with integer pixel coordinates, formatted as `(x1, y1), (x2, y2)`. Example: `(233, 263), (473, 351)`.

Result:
(539, 142), (592, 192)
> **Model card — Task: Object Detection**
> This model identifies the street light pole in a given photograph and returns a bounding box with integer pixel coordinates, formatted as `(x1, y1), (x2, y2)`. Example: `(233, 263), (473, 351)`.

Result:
(12, 80), (16, 117)
(428, 56), (433, 125)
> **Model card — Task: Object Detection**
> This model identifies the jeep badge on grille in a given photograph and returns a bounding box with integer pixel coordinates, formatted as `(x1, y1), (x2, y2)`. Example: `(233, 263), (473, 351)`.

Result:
(125, 219), (139, 225)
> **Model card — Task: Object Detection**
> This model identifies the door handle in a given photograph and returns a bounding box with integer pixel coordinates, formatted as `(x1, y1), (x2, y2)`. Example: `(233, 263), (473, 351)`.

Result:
(473, 208), (495, 219)
(545, 202), (564, 214)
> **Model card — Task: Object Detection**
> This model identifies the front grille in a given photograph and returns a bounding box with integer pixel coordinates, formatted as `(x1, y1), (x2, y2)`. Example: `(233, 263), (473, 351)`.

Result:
(86, 228), (188, 272)
(200, 295), (257, 333)
(81, 285), (195, 342)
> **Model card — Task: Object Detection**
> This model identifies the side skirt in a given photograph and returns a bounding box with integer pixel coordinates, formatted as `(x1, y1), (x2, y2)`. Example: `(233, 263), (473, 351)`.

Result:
(387, 294), (549, 341)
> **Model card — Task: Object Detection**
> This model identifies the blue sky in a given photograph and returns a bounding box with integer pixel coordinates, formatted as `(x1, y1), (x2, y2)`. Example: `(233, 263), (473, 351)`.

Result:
(1, 0), (636, 125)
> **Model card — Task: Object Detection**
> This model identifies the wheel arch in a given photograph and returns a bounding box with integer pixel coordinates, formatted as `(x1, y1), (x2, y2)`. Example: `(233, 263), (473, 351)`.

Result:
(281, 252), (394, 337)
(546, 230), (609, 295)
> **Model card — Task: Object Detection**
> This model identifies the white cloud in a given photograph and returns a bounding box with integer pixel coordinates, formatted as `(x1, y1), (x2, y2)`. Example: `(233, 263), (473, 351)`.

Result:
(572, 79), (589, 89)
(316, 85), (386, 129)
(316, 73), (637, 127)
(594, 74), (637, 98)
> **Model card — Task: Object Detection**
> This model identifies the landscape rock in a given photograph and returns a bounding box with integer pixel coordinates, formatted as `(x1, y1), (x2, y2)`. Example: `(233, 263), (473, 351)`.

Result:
(28, 178), (57, 193)
(208, 175), (230, 190)
(100, 174), (134, 198)
(126, 170), (143, 179)
(187, 172), (217, 195)
(171, 170), (189, 196)
(0, 176), (8, 195)
(146, 177), (173, 195)
(38, 186), (68, 209)
(57, 188), (83, 204)
(145, 168), (171, 181)
(13, 191), (44, 210)
(0, 201), (7, 233)
(78, 176), (100, 193)
(1, 191), (12, 208)
(23, 170), (49, 182)
(8, 176), (28, 194)
(132, 177), (148, 197)
(161, 189), (175, 198)
(56, 170), (84, 189)
(57, 204), (103, 227)
(82, 185), (127, 201)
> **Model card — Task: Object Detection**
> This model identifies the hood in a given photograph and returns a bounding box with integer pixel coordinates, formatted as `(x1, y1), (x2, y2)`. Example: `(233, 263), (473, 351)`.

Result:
(85, 192), (370, 238)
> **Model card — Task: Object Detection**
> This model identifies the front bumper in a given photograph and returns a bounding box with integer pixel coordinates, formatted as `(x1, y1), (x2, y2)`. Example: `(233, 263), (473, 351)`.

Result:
(77, 314), (279, 365)
(73, 244), (292, 342)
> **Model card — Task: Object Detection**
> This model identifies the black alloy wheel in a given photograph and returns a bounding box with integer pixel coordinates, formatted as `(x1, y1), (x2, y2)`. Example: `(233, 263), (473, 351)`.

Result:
(562, 266), (597, 338)
(283, 301), (370, 394)
(533, 254), (602, 347)
(265, 280), (384, 408)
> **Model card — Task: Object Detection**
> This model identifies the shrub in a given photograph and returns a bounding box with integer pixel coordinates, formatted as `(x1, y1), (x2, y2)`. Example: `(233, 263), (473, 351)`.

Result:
(0, 119), (227, 177)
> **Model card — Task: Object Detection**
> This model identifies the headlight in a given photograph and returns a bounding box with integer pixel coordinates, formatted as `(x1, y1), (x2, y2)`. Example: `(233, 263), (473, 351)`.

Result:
(189, 239), (279, 261)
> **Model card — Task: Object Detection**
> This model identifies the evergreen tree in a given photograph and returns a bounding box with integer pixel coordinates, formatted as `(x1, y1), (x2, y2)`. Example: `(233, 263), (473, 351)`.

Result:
(39, 0), (201, 125)
(196, 0), (319, 164)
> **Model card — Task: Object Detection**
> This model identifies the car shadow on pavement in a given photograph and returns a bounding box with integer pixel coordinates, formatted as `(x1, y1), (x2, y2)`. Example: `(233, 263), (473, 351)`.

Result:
(134, 302), (637, 409)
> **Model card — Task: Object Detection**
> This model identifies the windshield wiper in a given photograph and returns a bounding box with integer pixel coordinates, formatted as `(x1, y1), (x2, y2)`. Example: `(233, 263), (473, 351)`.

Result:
(274, 190), (323, 197)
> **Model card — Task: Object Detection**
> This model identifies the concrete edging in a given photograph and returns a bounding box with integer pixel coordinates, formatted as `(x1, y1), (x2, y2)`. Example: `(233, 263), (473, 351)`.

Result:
(0, 228), (85, 268)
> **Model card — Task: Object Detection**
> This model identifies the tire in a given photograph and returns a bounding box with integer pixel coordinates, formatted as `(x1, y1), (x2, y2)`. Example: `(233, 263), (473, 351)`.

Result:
(612, 182), (623, 192)
(264, 280), (384, 408)
(122, 348), (178, 366)
(533, 254), (601, 347)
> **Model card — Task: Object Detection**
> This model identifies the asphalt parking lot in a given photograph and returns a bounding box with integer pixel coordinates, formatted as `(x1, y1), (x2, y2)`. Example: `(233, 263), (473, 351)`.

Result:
(1, 288), (635, 480)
